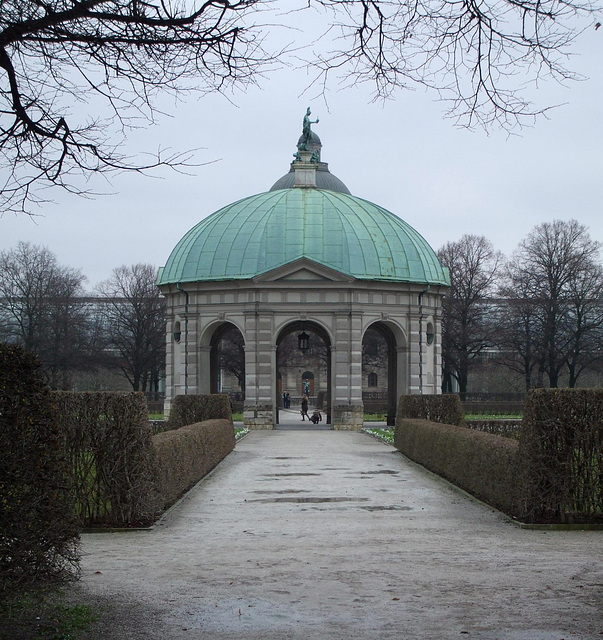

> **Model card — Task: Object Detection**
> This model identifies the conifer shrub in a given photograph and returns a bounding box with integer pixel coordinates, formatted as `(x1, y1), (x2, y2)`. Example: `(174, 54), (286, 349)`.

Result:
(0, 344), (79, 594)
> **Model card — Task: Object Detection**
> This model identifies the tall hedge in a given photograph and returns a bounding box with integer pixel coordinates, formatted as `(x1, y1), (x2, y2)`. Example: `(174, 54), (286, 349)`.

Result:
(0, 344), (79, 594)
(518, 388), (603, 524)
(168, 394), (232, 429)
(398, 394), (464, 426)
(53, 391), (159, 527)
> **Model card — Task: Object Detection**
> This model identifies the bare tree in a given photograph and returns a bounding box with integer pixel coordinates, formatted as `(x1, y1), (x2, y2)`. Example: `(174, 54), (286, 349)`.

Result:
(215, 325), (245, 395)
(0, 0), (598, 213)
(362, 327), (389, 373)
(97, 263), (166, 394)
(310, 0), (598, 129)
(0, 0), (268, 214)
(565, 261), (603, 387)
(0, 241), (94, 388)
(495, 263), (545, 391)
(438, 234), (503, 395)
(500, 220), (603, 388)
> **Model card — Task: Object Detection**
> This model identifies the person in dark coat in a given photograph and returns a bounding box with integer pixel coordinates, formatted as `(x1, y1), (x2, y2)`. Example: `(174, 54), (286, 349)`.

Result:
(301, 395), (309, 420)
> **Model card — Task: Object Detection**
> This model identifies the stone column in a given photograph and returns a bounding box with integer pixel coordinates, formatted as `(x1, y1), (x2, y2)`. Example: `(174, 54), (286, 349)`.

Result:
(332, 312), (364, 430)
(198, 345), (211, 395)
(164, 318), (176, 416)
(243, 310), (274, 429)
(408, 313), (421, 394)
(396, 345), (409, 399)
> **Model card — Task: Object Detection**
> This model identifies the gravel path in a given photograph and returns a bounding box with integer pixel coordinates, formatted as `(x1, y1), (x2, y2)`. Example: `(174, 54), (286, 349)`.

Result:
(70, 430), (602, 639)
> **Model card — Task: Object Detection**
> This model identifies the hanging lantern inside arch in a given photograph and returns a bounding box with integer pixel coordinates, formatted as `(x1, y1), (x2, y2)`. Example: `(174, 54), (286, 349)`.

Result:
(297, 330), (310, 353)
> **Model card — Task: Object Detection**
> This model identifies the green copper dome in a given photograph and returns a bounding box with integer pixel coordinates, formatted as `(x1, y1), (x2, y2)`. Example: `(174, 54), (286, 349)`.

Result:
(158, 188), (449, 286)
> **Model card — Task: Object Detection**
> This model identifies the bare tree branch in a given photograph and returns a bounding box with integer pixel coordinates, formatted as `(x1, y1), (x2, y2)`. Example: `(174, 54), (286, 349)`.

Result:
(0, 0), (271, 213)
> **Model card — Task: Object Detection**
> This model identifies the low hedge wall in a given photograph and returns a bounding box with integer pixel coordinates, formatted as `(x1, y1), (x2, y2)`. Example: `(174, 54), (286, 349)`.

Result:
(395, 418), (519, 515)
(168, 394), (232, 429)
(153, 419), (235, 510)
(398, 394), (464, 426)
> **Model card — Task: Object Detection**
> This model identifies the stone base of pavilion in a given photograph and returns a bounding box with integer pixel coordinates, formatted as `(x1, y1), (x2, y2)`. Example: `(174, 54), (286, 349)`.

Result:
(243, 403), (364, 430)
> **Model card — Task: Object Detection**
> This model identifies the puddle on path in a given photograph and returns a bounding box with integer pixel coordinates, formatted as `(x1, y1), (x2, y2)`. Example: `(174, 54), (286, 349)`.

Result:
(247, 497), (369, 504)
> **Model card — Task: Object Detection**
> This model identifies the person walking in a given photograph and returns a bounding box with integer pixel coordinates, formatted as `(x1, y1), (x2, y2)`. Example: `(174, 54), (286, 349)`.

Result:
(301, 395), (309, 421)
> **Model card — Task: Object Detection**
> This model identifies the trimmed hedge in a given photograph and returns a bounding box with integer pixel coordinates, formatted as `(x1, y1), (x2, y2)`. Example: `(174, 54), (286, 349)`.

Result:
(153, 419), (235, 510)
(0, 344), (79, 594)
(518, 388), (603, 524)
(395, 418), (519, 515)
(395, 389), (603, 524)
(53, 391), (159, 527)
(168, 394), (232, 430)
(398, 394), (464, 426)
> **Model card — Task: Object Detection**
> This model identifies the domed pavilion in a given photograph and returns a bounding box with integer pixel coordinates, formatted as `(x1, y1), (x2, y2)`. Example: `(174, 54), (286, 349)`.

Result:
(158, 112), (450, 429)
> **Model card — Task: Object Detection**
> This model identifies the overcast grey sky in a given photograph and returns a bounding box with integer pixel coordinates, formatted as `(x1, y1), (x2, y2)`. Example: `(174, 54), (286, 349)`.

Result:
(1, 15), (601, 290)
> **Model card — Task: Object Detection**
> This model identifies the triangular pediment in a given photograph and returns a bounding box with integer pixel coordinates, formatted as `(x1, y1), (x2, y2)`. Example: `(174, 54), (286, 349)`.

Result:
(254, 258), (355, 283)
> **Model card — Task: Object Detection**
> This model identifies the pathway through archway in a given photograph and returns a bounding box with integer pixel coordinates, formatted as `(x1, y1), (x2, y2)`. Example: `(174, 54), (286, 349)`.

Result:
(276, 322), (331, 426)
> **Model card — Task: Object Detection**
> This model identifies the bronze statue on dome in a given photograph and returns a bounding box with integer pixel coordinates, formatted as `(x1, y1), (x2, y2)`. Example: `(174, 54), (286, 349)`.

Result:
(300, 107), (319, 147)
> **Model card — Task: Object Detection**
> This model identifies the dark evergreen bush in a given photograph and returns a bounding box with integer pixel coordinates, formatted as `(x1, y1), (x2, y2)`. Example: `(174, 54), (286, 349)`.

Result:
(168, 394), (232, 429)
(519, 388), (603, 524)
(398, 394), (464, 426)
(0, 344), (79, 595)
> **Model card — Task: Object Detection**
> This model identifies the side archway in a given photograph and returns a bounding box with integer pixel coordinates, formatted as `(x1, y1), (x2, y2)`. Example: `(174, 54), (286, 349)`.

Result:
(362, 321), (406, 426)
(209, 323), (246, 400)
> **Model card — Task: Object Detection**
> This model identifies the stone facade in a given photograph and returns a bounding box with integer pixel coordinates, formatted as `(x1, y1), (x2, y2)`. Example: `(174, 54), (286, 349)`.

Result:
(159, 257), (445, 430)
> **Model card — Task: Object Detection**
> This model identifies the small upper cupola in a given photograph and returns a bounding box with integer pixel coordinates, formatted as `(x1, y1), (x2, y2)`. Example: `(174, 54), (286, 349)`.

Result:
(269, 109), (351, 194)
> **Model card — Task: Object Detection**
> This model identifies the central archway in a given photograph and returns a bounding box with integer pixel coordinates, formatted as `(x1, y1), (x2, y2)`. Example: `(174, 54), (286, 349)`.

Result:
(276, 321), (332, 425)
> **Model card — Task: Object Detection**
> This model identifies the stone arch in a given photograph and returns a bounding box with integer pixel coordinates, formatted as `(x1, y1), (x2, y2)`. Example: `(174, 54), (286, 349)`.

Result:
(199, 317), (245, 348)
(276, 320), (332, 424)
(273, 316), (335, 350)
(362, 320), (407, 426)
(208, 322), (246, 398)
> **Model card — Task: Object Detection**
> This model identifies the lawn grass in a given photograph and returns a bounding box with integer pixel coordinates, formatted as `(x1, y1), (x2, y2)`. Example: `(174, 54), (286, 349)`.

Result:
(363, 428), (394, 444)
(1, 590), (97, 640)
(363, 413), (387, 422)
